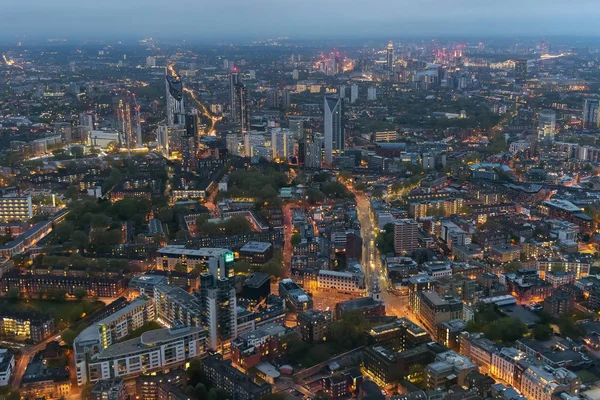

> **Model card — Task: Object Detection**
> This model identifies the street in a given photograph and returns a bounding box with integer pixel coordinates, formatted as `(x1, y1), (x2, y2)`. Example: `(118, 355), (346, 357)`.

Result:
(353, 190), (430, 335)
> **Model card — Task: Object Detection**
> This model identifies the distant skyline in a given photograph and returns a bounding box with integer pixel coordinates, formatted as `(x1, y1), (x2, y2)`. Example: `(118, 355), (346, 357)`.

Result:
(2, 0), (600, 42)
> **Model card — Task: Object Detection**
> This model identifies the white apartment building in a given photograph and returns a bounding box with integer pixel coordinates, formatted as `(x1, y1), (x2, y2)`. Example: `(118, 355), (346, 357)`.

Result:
(74, 296), (154, 385)
(490, 347), (525, 387)
(317, 270), (366, 293)
(521, 365), (579, 400)
(156, 246), (234, 276)
(87, 325), (206, 383)
(0, 349), (14, 386)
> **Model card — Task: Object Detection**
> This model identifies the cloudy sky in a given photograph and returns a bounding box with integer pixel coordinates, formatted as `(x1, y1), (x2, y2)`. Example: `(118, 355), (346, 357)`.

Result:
(1, 0), (599, 41)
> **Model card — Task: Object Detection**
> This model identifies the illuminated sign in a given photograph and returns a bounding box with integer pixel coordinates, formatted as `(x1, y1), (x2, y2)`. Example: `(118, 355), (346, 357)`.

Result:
(225, 252), (234, 263)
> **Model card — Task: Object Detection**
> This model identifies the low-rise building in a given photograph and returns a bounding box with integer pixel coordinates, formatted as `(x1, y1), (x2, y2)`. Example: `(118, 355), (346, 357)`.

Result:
(521, 364), (580, 400)
(411, 291), (463, 340)
(543, 290), (574, 317)
(426, 350), (477, 389)
(238, 242), (273, 268)
(91, 378), (127, 400)
(202, 354), (272, 400)
(0, 309), (55, 343)
(0, 349), (14, 386)
(297, 310), (333, 343)
(231, 324), (288, 372)
(279, 278), (312, 311)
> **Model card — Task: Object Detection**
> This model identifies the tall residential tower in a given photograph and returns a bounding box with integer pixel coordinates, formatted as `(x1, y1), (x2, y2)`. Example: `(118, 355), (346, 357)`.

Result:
(324, 96), (344, 164)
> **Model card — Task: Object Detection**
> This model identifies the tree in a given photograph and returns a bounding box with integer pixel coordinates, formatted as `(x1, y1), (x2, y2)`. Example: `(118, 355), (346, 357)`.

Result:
(234, 261), (252, 275)
(261, 259), (283, 278)
(558, 313), (585, 338)
(532, 324), (553, 341)
(6, 288), (20, 301)
(187, 359), (206, 387)
(306, 188), (326, 204)
(174, 262), (187, 273)
(503, 260), (522, 273)
(408, 364), (425, 385)
(72, 230), (89, 250)
(291, 233), (302, 246)
(74, 288), (87, 301)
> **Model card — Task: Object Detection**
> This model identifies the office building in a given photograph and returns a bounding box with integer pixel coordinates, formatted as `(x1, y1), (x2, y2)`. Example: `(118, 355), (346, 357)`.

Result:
(583, 98), (600, 129)
(411, 291), (463, 340)
(386, 42), (394, 71)
(0, 196), (33, 222)
(202, 354), (272, 400)
(426, 351), (477, 389)
(514, 59), (527, 84)
(165, 71), (185, 125)
(368, 317), (430, 351)
(239, 242), (273, 268)
(279, 278), (312, 311)
(297, 309), (333, 343)
(537, 109), (556, 142)
(350, 84), (358, 104)
(393, 219), (420, 255)
(86, 325), (207, 384)
(241, 272), (271, 305)
(324, 96), (344, 164)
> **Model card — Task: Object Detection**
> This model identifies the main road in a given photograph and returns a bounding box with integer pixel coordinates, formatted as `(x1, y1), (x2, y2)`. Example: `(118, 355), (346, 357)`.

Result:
(353, 190), (428, 333)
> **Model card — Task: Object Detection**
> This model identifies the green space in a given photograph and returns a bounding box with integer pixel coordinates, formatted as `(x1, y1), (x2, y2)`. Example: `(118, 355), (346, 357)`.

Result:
(116, 321), (163, 343)
(466, 304), (527, 342)
(283, 310), (372, 368)
(0, 299), (105, 325)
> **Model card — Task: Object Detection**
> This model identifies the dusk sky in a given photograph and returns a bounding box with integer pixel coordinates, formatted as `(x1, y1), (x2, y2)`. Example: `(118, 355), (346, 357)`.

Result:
(2, 0), (600, 41)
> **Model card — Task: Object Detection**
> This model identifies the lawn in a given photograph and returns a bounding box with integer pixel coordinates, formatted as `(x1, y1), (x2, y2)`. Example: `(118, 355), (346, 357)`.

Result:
(117, 321), (163, 343)
(0, 299), (105, 324)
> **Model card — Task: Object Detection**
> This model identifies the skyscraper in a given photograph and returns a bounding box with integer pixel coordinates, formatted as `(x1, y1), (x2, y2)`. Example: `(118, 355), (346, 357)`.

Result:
(271, 128), (296, 161)
(515, 59), (528, 85)
(280, 89), (291, 110)
(182, 114), (198, 173)
(165, 71), (185, 126)
(229, 72), (240, 121)
(324, 96), (344, 164)
(386, 42), (394, 72)
(289, 119), (305, 140)
(305, 134), (324, 169)
(350, 84), (359, 104)
(583, 98), (600, 129)
(233, 82), (250, 132)
(367, 87), (377, 101)
(538, 109), (556, 142)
